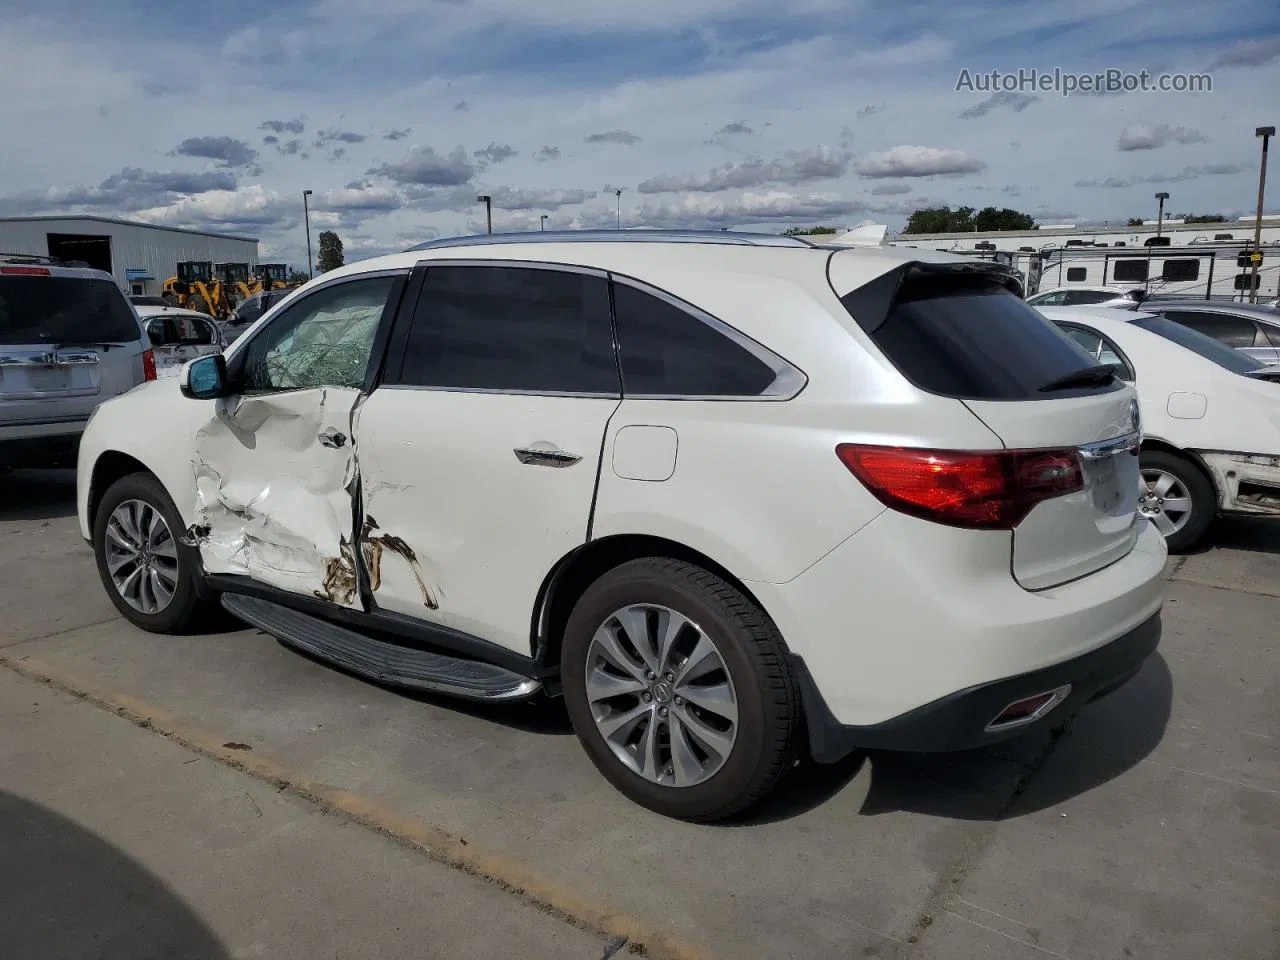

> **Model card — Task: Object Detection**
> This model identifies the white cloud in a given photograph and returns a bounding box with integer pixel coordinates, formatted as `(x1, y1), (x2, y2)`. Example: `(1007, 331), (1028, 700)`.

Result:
(1116, 124), (1208, 151)
(638, 146), (850, 194)
(854, 146), (986, 178)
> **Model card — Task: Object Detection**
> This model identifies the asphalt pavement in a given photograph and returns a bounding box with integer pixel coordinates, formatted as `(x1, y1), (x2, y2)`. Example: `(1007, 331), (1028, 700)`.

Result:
(1, 468), (1277, 959)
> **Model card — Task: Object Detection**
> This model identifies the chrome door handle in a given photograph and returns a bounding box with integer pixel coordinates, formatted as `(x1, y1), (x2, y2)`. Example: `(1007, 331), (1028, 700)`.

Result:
(513, 446), (582, 468)
(318, 428), (347, 449)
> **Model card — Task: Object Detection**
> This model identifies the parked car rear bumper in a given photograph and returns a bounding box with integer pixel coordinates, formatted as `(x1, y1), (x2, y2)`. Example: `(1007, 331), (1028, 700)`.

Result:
(0, 422), (86, 468)
(792, 611), (1160, 760)
(747, 510), (1167, 742)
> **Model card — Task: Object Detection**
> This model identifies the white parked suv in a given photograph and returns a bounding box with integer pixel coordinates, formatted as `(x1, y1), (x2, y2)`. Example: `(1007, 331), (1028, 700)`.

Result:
(76, 231), (1167, 821)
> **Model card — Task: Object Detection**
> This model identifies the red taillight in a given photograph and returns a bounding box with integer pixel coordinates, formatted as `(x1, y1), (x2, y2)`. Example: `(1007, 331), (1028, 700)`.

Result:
(0, 266), (51, 276)
(142, 349), (157, 381)
(836, 444), (1083, 530)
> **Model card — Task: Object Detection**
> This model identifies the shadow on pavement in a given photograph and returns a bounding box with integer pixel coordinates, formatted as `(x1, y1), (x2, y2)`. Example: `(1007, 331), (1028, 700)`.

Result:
(1203, 516), (1280, 556)
(0, 469), (78, 522)
(0, 790), (229, 959)
(740, 653), (1173, 825)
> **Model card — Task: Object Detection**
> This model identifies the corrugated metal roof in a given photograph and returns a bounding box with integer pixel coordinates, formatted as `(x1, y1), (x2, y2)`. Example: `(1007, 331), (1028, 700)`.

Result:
(0, 214), (257, 243)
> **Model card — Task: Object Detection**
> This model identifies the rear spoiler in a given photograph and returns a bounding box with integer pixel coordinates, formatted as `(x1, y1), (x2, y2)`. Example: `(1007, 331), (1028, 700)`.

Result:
(833, 260), (1025, 335)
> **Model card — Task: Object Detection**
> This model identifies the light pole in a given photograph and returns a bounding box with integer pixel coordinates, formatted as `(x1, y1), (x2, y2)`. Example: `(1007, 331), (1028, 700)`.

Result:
(477, 195), (492, 234)
(615, 189), (623, 230)
(1154, 191), (1169, 239)
(1249, 125), (1274, 303)
(302, 189), (314, 279)
(540, 214), (548, 231)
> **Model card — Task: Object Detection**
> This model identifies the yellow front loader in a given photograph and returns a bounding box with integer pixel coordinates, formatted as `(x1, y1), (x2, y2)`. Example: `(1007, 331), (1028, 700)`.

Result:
(162, 261), (230, 319)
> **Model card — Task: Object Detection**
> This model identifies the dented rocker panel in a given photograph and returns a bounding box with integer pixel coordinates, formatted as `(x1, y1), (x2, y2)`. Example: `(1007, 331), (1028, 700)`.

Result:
(1198, 450), (1280, 516)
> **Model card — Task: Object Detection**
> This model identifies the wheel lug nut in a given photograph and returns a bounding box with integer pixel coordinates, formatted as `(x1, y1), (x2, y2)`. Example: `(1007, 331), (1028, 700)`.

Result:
(658, 706), (668, 717)
(642, 692), (652, 703)
(645, 670), (656, 681)
(664, 672), (674, 682)
(674, 696), (684, 706)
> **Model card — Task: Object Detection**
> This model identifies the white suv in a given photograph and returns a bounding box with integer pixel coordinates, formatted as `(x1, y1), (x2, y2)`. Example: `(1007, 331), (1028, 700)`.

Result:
(76, 231), (1167, 821)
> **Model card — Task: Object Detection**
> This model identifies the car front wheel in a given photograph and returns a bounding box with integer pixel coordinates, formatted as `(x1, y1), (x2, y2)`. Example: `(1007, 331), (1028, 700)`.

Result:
(92, 471), (211, 633)
(561, 557), (799, 822)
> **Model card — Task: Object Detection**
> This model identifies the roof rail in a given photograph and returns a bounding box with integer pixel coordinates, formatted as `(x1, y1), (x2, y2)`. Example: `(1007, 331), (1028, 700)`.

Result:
(0, 252), (91, 268)
(404, 229), (816, 252)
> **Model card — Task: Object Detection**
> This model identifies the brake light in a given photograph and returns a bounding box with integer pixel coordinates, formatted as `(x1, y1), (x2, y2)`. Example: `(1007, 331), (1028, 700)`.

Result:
(142, 349), (157, 381)
(0, 266), (51, 276)
(836, 444), (1083, 530)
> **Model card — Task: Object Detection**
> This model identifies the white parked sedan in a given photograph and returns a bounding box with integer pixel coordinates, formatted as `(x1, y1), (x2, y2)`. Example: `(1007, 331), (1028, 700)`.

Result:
(75, 232), (1166, 821)
(134, 304), (224, 378)
(1039, 305), (1280, 551)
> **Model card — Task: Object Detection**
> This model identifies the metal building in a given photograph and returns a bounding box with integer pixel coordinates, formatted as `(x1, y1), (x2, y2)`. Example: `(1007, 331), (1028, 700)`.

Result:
(0, 215), (258, 297)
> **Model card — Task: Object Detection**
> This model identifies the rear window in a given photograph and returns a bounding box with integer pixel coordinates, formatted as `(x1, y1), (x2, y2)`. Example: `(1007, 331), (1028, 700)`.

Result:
(840, 269), (1114, 400)
(0, 276), (140, 345)
(1131, 315), (1263, 374)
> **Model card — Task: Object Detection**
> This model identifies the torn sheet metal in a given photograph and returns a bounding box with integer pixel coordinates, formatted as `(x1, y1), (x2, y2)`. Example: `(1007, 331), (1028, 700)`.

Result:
(191, 386), (364, 605)
(360, 515), (441, 610)
(1201, 451), (1280, 516)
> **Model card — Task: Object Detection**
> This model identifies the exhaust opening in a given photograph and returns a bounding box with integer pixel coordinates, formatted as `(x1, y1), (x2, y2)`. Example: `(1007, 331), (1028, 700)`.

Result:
(985, 684), (1072, 732)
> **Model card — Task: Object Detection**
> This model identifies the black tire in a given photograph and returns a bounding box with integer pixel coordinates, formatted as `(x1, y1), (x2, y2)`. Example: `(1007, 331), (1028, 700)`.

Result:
(561, 557), (799, 822)
(92, 472), (215, 633)
(187, 293), (210, 316)
(1139, 450), (1216, 553)
(162, 292), (179, 307)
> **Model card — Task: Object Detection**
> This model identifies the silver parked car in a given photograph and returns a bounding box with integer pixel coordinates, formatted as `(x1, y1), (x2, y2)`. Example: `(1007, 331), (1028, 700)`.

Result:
(1114, 299), (1280, 366)
(1, 254), (153, 470)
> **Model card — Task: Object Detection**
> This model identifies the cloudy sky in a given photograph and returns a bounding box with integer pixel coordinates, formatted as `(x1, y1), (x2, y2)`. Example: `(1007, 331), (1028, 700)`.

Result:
(2, 0), (1278, 268)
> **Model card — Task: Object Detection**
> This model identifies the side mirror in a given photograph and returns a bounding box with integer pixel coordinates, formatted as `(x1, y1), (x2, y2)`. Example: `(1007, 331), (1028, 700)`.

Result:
(180, 354), (228, 400)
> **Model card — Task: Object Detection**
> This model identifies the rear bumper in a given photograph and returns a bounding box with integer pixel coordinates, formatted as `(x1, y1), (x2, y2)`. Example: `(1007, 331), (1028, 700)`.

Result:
(0, 427), (85, 468)
(795, 612), (1161, 760)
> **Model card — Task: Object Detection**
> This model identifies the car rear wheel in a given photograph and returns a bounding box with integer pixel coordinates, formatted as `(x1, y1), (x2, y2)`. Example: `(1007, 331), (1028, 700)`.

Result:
(93, 472), (213, 633)
(1138, 450), (1216, 553)
(561, 557), (799, 822)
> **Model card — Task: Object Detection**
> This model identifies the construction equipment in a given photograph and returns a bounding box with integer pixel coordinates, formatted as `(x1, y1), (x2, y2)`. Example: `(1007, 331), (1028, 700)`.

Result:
(254, 263), (295, 291)
(162, 261), (230, 319)
(215, 261), (253, 309)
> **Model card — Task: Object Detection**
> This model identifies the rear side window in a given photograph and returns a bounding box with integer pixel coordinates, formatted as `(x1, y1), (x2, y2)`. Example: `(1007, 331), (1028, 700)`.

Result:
(396, 266), (618, 395)
(1132, 315), (1262, 374)
(840, 270), (1113, 400)
(0, 276), (140, 345)
(1161, 310), (1257, 348)
(612, 283), (778, 397)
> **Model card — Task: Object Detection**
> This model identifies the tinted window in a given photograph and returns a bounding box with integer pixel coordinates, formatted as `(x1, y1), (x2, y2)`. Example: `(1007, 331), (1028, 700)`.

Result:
(1030, 290), (1066, 306)
(1162, 259), (1200, 281)
(612, 283), (778, 397)
(397, 266), (618, 395)
(841, 271), (1114, 400)
(1113, 260), (1149, 282)
(1066, 267), (1087, 282)
(1060, 325), (1134, 380)
(1063, 290), (1115, 305)
(0, 276), (139, 345)
(241, 276), (395, 392)
(1132, 316), (1263, 374)
(1161, 310), (1257, 348)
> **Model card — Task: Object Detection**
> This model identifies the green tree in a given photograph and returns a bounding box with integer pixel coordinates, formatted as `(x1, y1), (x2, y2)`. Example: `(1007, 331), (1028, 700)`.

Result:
(783, 225), (838, 236)
(286, 270), (310, 285)
(903, 205), (976, 234)
(1126, 218), (1144, 226)
(973, 206), (1037, 232)
(317, 231), (345, 273)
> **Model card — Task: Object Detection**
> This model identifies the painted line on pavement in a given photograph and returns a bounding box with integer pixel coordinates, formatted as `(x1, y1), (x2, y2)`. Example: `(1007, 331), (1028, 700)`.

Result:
(1, 653), (713, 960)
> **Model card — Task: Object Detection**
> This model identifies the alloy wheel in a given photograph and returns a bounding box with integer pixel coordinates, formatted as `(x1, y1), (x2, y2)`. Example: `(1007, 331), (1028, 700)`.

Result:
(105, 499), (179, 614)
(584, 604), (739, 788)
(1138, 468), (1193, 537)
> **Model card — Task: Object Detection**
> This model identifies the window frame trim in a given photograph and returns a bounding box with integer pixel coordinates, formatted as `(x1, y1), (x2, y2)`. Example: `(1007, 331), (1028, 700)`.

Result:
(384, 257), (808, 402)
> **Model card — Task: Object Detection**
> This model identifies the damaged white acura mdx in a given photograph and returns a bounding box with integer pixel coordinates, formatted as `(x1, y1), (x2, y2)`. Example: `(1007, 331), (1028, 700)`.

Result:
(77, 231), (1167, 821)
